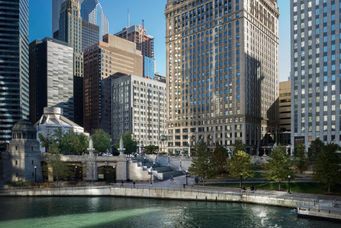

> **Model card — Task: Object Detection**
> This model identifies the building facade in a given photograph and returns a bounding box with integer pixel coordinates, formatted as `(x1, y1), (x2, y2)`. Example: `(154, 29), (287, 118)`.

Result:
(81, 0), (109, 41)
(58, 0), (84, 125)
(116, 25), (155, 78)
(111, 74), (167, 148)
(278, 80), (291, 146)
(82, 20), (99, 51)
(291, 0), (341, 150)
(165, 0), (279, 154)
(0, 0), (30, 147)
(83, 34), (143, 134)
(29, 38), (74, 122)
(3, 120), (43, 183)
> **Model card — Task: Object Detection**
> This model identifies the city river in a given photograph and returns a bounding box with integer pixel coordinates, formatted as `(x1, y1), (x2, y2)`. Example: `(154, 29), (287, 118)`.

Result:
(0, 197), (339, 227)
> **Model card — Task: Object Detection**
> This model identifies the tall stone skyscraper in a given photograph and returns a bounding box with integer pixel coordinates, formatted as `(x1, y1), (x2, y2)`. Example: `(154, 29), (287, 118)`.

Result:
(291, 0), (341, 150)
(81, 0), (109, 41)
(165, 0), (279, 154)
(116, 25), (155, 79)
(0, 0), (29, 147)
(58, 0), (84, 125)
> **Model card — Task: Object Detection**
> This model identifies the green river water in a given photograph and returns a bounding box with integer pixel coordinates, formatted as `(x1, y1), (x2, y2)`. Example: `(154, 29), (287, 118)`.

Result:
(0, 197), (339, 227)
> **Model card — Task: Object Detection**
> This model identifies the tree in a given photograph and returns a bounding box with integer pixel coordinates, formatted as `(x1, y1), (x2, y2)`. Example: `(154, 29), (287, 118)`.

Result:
(60, 132), (88, 155)
(188, 142), (214, 184)
(144, 145), (159, 154)
(314, 144), (341, 193)
(266, 147), (294, 190)
(122, 133), (137, 154)
(44, 143), (70, 184)
(92, 129), (111, 153)
(211, 145), (228, 176)
(233, 140), (246, 153)
(294, 143), (307, 173)
(308, 138), (324, 162)
(227, 150), (253, 188)
(39, 133), (52, 153)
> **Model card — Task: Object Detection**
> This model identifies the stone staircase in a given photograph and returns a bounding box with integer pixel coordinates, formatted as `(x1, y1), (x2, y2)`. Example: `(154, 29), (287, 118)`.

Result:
(131, 156), (184, 181)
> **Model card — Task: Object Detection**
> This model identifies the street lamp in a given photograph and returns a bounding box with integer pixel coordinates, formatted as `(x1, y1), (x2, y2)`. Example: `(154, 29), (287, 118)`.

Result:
(240, 174), (243, 189)
(34, 165), (37, 183)
(149, 167), (153, 184)
(185, 170), (189, 185)
(75, 165), (78, 181)
(288, 175), (291, 194)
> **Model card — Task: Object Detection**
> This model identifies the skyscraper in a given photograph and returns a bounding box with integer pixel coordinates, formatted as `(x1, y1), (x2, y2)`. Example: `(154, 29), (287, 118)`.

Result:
(83, 34), (143, 134)
(116, 25), (155, 78)
(82, 20), (99, 51)
(291, 0), (341, 150)
(58, 0), (84, 125)
(0, 0), (30, 147)
(165, 0), (279, 154)
(59, 0), (83, 77)
(81, 0), (109, 41)
(29, 38), (74, 122)
(52, 0), (65, 38)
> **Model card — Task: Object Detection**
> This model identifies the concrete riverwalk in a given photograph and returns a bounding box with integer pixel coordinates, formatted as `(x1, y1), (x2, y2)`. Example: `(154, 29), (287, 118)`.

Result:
(1, 184), (341, 214)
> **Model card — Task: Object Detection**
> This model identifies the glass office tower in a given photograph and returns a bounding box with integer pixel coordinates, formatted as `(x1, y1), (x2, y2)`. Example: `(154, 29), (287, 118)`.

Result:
(0, 0), (29, 146)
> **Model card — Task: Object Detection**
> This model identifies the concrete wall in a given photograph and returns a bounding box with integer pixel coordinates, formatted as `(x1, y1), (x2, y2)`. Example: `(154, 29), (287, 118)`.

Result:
(0, 186), (321, 209)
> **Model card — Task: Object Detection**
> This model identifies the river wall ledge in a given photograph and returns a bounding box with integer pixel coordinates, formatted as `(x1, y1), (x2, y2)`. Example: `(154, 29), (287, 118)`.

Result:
(1, 186), (341, 211)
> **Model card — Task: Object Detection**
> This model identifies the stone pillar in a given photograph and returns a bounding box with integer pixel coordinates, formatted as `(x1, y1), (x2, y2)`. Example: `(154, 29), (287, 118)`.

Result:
(116, 159), (127, 181)
(84, 153), (97, 181)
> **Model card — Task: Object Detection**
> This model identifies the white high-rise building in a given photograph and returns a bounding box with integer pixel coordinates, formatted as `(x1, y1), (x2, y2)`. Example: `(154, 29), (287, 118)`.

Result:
(111, 74), (166, 148)
(291, 0), (341, 150)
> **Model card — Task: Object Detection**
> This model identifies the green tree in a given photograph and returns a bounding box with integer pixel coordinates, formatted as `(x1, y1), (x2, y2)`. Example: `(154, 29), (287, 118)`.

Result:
(294, 143), (307, 173)
(266, 147), (294, 190)
(227, 150), (253, 188)
(314, 144), (341, 193)
(144, 145), (159, 154)
(212, 145), (228, 176)
(92, 129), (111, 153)
(44, 143), (70, 184)
(308, 138), (324, 162)
(188, 142), (214, 184)
(60, 132), (88, 155)
(122, 133), (137, 154)
(233, 140), (246, 153)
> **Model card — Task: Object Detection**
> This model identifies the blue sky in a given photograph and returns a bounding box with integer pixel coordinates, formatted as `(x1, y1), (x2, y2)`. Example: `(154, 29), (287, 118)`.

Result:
(29, 0), (290, 81)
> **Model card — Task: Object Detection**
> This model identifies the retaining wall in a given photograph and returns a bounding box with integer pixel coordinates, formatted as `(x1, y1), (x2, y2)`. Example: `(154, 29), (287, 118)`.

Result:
(0, 186), (319, 209)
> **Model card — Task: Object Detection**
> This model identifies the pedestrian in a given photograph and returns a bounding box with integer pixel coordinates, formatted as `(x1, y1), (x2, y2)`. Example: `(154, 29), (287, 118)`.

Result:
(121, 180), (124, 187)
(133, 181), (136, 188)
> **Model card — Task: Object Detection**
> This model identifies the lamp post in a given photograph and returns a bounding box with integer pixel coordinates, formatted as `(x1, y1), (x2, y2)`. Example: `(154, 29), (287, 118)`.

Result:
(34, 165), (37, 183)
(185, 170), (189, 185)
(288, 175), (291, 194)
(75, 165), (78, 181)
(149, 167), (153, 184)
(240, 174), (243, 189)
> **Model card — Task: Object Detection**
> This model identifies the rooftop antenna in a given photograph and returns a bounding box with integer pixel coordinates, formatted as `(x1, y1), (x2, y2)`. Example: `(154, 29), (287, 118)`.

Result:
(127, 9), (131, 27)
